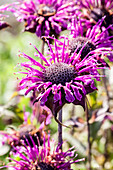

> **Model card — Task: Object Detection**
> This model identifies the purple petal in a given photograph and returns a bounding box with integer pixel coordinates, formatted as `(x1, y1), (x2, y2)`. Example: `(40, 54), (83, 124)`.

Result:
(64, 87), (75, 102)
(40, 88), (52, 106)
(71, 85), (82, 101)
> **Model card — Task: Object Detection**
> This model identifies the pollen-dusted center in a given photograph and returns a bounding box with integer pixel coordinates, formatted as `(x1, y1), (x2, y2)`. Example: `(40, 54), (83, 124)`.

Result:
(69, 37), (96, 59)
(44, 63), (75, 85)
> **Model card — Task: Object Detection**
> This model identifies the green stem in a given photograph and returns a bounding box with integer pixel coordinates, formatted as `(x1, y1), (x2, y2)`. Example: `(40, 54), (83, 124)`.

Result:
(58, 109), (63, 150)
(41, 40), (45, 66)
(102, 69), (110, 102)
(85, 99), (92, 170)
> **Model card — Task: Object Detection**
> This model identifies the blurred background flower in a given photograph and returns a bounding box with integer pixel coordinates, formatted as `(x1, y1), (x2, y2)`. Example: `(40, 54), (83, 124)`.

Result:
(75, 0), (113, 35)
(5, 0), (76, 39)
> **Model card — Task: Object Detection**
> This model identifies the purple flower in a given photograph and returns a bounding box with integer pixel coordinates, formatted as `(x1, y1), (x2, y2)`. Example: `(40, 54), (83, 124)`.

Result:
(68, 17), (113, 62)
(0, 5), (10, 30)
(2, 134), (85, 170)
(6, 0), (75, 38)
(28, 91), (52, 127)
(0, 105), (52, 153)
(0, 124), (43, 150)
(76, 0), (113, 35)
(18, 38), (103, 119)
(31, 102), (52, 129)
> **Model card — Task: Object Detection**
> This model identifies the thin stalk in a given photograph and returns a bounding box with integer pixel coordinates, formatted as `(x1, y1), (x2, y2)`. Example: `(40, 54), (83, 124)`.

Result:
(85, 99), (92, 170)
(71, 105), (75, 135)
(58, 109), (63, 150)
(102, 69), (110, 102)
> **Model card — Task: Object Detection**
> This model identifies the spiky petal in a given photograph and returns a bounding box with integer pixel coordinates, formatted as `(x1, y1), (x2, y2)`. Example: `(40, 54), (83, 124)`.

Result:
(2, 134), (85, 169)
(5, 0), (76, 38)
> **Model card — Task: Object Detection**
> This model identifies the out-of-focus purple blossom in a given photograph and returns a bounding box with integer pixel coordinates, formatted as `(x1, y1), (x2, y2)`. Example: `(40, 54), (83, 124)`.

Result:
(5, 0), (76, 38)
(0, 104), (52, 151)
(0, 19), (10, 30)
(23, 102), (52, 128)
(0, 123), (44, 149)
(2, 134), (85, 170)
(76, 0), (113, 35)
(32, 102), (52, 129)
(89, 100), (113, 124)
(17, 38), (105, 119)
(65, 99), (113, 131)
(65, 116), (85, 129)
(0, 4), (10, 30)
(0, 4), (11, 12)
(68, 17), (113, 62)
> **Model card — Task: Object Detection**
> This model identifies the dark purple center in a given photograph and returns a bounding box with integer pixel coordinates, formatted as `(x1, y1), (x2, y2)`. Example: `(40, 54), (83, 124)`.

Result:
(90, 7), (112, 28)
(44, 63), (75, 85)
(69, 37), (96, 59)
(38, 162), (54, 170)
(19, 125), (43, 147)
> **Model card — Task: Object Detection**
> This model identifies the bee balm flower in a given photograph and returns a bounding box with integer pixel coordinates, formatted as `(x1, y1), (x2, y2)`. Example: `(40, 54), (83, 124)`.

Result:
(17, 38), (102, 119)
(68, 17), (113, 62)
(6, 0), (75, 38)
(2, 134), (85, 170)
(76, 0), (113, 35)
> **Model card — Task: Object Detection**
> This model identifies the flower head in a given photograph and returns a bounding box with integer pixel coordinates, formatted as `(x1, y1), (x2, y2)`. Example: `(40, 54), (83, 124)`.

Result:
(76, 0), (113, 35)
(3, 134), (85, 170)
(0, 104), (53, 151)
(68, 17), (113, 62)
(7, 0), (75, 38)
(0, 5), (10, 30)
(0, 123), (43, 150)
(18, 38), (103, 120)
